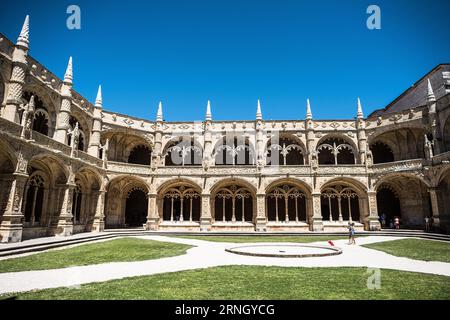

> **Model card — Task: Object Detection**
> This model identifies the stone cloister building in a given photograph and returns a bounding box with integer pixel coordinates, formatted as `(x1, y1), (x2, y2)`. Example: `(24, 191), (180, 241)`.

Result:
(1, 16), (450, 243)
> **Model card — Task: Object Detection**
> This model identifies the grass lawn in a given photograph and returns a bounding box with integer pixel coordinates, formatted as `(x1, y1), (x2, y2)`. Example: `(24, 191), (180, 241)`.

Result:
(363, 238), (450, 263)
(2, 266), (449, 300)
(0, 237), (192, 273)
(171, 235), (355, 243)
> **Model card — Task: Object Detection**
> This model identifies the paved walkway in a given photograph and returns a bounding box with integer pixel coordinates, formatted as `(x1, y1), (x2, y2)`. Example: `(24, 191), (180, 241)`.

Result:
(0, 235), (449, 294)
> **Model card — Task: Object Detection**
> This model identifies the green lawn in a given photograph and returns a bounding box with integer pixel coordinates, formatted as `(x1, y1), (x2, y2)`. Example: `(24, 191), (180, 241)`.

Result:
(363, 238), (450, 263)
(0, 237), (192, 273)
(3, 266), (449, 300)
(172, 235), (353, 243)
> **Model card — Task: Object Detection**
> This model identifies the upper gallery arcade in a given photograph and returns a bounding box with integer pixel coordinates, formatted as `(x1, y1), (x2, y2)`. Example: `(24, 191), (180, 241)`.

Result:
(0, 16), (449, 243)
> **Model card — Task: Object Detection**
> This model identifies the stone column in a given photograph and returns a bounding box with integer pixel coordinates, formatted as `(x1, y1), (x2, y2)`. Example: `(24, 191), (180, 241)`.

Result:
(427, 81), (442, 155)
(0, 172), (28, 243)
(146, 192), (159, 230)
(311, 192), (323, 231)
(255, 193), (266, 232)
(304, 99), (314, 167)
(55, 182), (75, 237)
(428, 188), (440, 229)
(92, 189), (106, 232)
(3, 17), (30, 123)
(54, 57), (73, 144)
(200, 194), (211, 231)
(367, 190), (381, 231)
(356, 99), (367, 164)
(88, 114), (102, 156)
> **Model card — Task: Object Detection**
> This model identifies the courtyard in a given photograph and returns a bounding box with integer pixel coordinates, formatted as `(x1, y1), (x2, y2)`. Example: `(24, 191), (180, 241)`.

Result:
(0, 234), (449, 299)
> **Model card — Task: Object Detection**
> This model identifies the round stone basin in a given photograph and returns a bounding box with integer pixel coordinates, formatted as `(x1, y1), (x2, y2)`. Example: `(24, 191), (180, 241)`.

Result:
(225, 244), (342, 258)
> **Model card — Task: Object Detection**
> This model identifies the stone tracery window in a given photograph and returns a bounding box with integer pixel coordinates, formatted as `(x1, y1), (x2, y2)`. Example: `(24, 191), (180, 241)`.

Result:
(23, 173), (46, 225)
(266, 137), (304, 165)
(164, 138), (202, 166)
(162, 185), (200, 222)
(266, 184), (306, 222)
(317, 138), (356, 165)
(214, 137), (255, 166)
(321, 185), (359, 222)
(214, 185), (253, 222)
(33, 109), (50, 136)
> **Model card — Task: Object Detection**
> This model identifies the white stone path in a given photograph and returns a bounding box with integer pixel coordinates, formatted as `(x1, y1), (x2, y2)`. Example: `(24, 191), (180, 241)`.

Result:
(0, 235), (449, 295)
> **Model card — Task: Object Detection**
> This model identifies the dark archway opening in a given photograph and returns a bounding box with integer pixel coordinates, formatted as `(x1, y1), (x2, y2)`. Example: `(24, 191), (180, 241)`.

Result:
(376, 187), (401, 228)
(125, 189), (148, 227)
(128, 145), (151, 165)
(24, 186), (44, 223)
(371, 142), (394, 163)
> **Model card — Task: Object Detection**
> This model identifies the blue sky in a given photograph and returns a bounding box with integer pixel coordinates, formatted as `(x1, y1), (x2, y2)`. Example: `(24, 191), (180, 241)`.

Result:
(1, 0), (449, 121)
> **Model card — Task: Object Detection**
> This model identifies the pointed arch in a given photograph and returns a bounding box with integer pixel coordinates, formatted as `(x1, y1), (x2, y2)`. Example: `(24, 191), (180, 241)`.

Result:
(316, 134), (357, 165)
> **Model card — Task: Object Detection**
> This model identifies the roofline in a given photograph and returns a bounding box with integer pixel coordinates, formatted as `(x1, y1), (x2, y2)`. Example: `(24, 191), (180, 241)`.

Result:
(368, 63), (450, 118)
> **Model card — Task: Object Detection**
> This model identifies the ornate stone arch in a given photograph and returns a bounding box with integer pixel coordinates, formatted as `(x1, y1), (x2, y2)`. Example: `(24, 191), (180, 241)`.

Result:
(21, 85), (58, 137)
(212, 135), (256, 166)
(101, 130), (153, 164)
(210, 177), (257, 197)
(104, 175), (150, 228)
(264, 178), (312, 196)
(28, 153), (69, 185)
(157, 180), (202, 223)
(157, 178), (203, 195)
(162, 136), (203, 166)
(265, 133), (306, 166)
(0, 139), (18, 173)
(22, 169), (50, 226)
(265, 179), (311, 223)
(315, 134), (358, 165)
(373, 172), (431, 191)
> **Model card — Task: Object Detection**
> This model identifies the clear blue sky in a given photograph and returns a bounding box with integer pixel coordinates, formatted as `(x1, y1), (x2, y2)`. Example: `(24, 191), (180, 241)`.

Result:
(1, 0), (449, 121)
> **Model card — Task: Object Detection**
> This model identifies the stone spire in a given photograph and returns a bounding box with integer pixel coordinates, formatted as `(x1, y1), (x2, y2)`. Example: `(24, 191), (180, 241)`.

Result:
(205, 100), (212, 121)
(64, 56), (73, 85)
(357, 97), (364, 118)
(16, 15), (30, 48)
(95, 85), (102, 108)
(426, 78), (436, 103)
(156, 101), (163, 121)
(306, 98), (312, 120)
(256, 99), (262, 120)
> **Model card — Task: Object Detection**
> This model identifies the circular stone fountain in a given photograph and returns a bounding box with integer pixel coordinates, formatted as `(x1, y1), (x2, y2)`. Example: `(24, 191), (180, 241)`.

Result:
(225, 244), (342, 258)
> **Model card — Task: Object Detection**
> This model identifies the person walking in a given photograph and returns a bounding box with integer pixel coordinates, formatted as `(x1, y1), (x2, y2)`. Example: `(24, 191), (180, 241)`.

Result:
(380, 213), (386, 228)
(350, 223), (356, 245)
(394, 216), (400, 229)
(425, 216), (430, 232)
(347, 222), (352, 245)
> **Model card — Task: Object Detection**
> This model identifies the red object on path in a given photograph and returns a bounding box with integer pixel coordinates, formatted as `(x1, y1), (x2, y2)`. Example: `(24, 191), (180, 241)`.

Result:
(328, 240), (335, 246)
